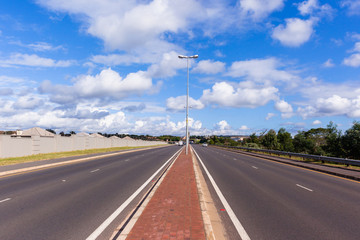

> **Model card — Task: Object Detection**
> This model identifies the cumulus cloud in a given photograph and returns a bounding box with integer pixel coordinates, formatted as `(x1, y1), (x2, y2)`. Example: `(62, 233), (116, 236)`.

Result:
(201, 81), (278, 108)
(238, 0), (284, 20)
(39, 68), (154, 104)
(36, 0), (205, 53)
(227, 57), (299, 86)
(297, 0), (334, 18)
(298, 95), (360, 118)
(166, 95), (204, 111)
(0, 53), (73, 67)
(312, 120), (321, 125)
(13, 95), (44, 109)
(343, 42), (360, 67)
(272, 18), (314, 47)
(147, 51), (186, 78)
(275, 100), (293, 118)
(192, 60), (225, 74)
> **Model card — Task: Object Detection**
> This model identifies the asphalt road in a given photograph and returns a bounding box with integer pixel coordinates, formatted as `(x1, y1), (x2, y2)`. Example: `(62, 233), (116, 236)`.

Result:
(193, 144), (360, 240)
(0, 145), (180, 240)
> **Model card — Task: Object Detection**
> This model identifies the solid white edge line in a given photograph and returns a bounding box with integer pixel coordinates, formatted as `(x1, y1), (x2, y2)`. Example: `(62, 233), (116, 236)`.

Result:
(86, 147), (182, 240)
(0, 198), (11, 203)
(192, 147), (251, 240)
(296, 184), (313, 192)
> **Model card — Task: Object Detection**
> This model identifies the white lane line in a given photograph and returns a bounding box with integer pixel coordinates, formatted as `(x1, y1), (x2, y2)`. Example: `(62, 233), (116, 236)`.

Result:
(193, 147), (251, 240)
(125, 159), (130, 162)
(252, 166), (258, 169)
(233, 158), (237, 161)
(86, 147), (182, 240)
(62, 179), (66, 182)
(90, 169), (100, 173)
(296, 184), (313, 192)
(0, 198), (11, 203)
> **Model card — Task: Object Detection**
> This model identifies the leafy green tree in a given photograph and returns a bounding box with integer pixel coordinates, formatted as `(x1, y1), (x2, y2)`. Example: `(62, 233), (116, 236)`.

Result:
(293, 131), (315, 154)
(277, 128), (294, 152)
(341, 121), (360, 159)
(324, 122), (344, 157)
(261, 129), (279, 150)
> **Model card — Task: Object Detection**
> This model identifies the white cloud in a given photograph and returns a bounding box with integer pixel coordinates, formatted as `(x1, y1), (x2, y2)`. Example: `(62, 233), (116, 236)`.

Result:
(39, 68), (155, 104)
(297, 0), (334, 18)
(166, 95), (204, 111)
(192, 60), (225, 74)
(343, 42), (360, 67)
(13, 95), (44, 109)
(323, 59), (335, 68)
(239, 0), (284, 20)
(343, 54), (360, 67)
(0, 53), (73, 67)
(341, 0), (360, 15)
(91, 54), (145, 66)
(147, 51), (186, 78)
(312, 120), (321, 125)
(298, 0), (318, 15)
(265, 113), (276, 120)
(275, 100), (293, 118)
(298, 95), (360, 118)
(10, 41), (64, 51)
(201, 81), (278, 108)
(36, 0), (204, 53)
(227, 57), (299, 86)
(272, 18), (314, 47)
(239, 125), (249, 131)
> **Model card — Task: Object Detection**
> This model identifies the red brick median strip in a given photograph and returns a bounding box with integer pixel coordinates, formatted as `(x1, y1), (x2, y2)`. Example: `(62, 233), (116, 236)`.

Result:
(126, 149), (206, 240)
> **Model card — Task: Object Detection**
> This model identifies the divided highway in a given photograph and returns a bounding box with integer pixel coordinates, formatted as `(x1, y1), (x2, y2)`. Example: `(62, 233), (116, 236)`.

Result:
(0, 146), (179, 240)
(193, 144), (360, 240)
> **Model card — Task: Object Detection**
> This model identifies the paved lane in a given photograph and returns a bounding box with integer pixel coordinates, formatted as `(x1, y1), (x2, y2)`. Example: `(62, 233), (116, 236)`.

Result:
(0, 146), (180, 240)
(193, 145), (360, 240)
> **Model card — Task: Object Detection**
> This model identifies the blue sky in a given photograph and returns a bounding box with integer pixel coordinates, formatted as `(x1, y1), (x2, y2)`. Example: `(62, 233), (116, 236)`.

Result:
(1, 0), (360, 136)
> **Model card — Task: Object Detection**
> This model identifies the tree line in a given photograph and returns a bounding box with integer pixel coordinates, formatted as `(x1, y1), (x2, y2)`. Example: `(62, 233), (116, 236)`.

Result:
(210, 121), (360, 160)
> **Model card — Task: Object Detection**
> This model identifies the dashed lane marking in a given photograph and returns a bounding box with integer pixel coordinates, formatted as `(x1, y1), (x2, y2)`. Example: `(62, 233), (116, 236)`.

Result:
(296, 184), (313, 192)
(252, 166), (258, 169)
(0, 198), (11, 203)
(90, 169), (100, 173)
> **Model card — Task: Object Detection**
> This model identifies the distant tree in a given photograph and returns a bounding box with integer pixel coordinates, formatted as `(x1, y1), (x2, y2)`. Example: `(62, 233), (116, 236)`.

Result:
(277, 128), (294, 152)
(59, 131), (65, 136)
(293, 131), (315, 154)
(324, 122), (344, 157)
(261, 129), (279, 150)
(70, 131), (76, 135)
(341, 121), (360, 159)
(46, 129), (56, 134)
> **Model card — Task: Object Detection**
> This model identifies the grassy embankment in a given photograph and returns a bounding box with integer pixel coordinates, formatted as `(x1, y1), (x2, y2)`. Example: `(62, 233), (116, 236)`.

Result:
(0, 145), (166, 166)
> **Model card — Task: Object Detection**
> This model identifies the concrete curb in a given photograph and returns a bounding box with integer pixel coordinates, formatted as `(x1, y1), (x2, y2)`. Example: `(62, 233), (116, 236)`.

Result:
(191, 146), (228, 240)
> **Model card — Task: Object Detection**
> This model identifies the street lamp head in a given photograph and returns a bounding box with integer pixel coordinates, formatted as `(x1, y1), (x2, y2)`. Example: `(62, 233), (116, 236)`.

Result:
(178, 54), (198, 59)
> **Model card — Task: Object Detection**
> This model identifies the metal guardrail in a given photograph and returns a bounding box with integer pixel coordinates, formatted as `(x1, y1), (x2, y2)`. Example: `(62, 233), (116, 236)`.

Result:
(219, 146), (360, 167)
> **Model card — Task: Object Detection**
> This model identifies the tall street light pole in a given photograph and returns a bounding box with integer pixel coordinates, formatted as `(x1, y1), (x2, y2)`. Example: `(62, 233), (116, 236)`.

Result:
(178, 54), (198, 155)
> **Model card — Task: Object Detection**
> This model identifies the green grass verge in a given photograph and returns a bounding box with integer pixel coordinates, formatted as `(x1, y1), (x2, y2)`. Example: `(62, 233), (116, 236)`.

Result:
(0, 145), (166, 166)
